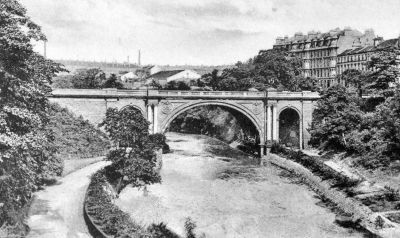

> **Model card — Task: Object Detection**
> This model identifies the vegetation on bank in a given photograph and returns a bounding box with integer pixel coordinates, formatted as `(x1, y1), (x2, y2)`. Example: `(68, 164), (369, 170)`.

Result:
(0, 1), (66, 235)
(47, 103), (111, 160)
(309, 46), (400, 169)
(84, 106), (204, 237)
(52, 70), (125, 89)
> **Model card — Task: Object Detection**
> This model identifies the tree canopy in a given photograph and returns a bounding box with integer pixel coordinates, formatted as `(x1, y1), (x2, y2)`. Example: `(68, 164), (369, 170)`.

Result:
(0, 0), (65, 229)
(310, 48), (400, 168)
(100, 107), (161, 193)
(71, 68), (106, 89)
(198, 49), (319, 92)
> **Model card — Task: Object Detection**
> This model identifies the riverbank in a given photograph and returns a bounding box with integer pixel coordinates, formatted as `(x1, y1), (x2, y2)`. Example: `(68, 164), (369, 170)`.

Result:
(116, 133), (366, 238)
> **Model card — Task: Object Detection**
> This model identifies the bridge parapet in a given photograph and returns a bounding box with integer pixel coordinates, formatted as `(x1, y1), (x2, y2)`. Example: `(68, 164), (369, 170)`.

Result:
(149, 90), (266, 99)
(50, 89), (320, 100)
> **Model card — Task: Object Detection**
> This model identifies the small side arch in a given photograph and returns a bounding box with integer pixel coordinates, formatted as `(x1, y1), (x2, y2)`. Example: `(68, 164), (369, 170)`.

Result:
(278, 106), (302, 148)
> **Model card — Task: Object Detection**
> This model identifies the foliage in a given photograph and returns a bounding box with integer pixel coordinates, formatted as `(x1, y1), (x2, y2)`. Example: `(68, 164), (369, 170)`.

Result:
(149, 80), (163, 89)
(99, 107), (162, 193)
(85, 170), (151, 237)
(311, 48), (400, 169)
(0, 0), (65, 230)
(71, 68), (106, 89)
(168, 106), (258, 145)
(165, 81), (191, 90)
(85, 170), (182, 238)
(149, 133), (170, 153)
(309, 85), (363, 150)
(337, 69), (368, 97)
(366, 47), (400, 96)
(46, 103), (111, 160)
(102, 73), (125, 89)
(184, 218), (197, 238)
(51, 75), (73, 88)
(198, 49), (319, 92)
(100, 107), (150, 148)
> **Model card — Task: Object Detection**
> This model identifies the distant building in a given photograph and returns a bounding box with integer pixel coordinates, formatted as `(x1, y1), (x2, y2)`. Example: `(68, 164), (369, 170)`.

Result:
(272, 27), (376, 88)
(142, 65), (162, 75)
(121, 72), (139, 82)
(337, 36), (400, 84)
(146, 69), (201, 86)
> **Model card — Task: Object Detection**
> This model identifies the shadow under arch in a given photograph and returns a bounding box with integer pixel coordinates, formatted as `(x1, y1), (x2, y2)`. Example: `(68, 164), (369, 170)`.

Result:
(278, 107), (301, 148)
(160, 100), (264, 144)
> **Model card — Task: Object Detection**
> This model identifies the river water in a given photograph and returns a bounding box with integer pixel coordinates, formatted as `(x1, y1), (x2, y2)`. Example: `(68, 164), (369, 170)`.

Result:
(116, 133), (366, 238)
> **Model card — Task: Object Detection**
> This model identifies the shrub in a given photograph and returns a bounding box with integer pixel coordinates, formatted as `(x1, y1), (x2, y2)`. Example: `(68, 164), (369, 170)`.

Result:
(149, 133), (170, 153)
(85, 169), (180, 238)
(85, 169), (150, 237)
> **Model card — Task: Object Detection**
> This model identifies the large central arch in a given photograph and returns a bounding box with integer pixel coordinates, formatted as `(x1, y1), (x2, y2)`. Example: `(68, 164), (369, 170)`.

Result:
(158, 100), (265, 145)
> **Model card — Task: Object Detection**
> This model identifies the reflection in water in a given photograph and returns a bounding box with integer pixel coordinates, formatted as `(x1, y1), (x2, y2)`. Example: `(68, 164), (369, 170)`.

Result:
(116, 133), (365, 238)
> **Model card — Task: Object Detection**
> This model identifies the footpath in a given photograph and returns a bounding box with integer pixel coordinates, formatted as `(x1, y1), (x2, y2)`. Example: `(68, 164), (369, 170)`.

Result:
(26, 161), (109, 238)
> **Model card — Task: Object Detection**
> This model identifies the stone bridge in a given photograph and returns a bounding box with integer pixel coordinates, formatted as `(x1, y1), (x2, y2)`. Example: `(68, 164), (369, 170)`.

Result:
(49, 89), (320, 155)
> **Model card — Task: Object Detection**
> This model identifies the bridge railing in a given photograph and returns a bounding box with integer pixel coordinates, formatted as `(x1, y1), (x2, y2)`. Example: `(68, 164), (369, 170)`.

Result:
(50, 89), (320, 100)
(150, 90), (266, 98)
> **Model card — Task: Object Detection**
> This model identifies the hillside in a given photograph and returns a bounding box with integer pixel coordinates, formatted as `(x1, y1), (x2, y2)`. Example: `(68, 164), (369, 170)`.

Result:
(47, 103), (111, 160)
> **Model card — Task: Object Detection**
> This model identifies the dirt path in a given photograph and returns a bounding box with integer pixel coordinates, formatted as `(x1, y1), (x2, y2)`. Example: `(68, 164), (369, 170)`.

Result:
(27, 161), (109, 238)
(116, 133), (366, 238)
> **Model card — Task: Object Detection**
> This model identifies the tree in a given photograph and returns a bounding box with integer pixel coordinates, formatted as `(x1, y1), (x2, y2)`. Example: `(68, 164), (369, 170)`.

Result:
(337, 69), (367, 97)
(165, 81), (191, 90)
(149, 80), (163, 89)
(198, 49), (318, 92)
(309, 85), (363, 150)
(102, 74), (124, 89)
(0, 0), (64, 230)
(71, 68), (105, 89)
(366, 47), (400, 96)
(99, 107), (161, 193)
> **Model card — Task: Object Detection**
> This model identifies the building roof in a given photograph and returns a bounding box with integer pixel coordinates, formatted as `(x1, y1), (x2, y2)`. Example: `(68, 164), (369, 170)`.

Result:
(338, 46), (376, 56)
(149, 70), (184, 79)
(274, 27), (373, 45)
(121, 72), (139, 79)
(338, 38), (400, 56)
(376, 38), (399, 49)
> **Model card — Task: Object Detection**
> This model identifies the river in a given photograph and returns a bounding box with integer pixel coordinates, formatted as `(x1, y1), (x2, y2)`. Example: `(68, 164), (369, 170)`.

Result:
(116, 132), (366, 238)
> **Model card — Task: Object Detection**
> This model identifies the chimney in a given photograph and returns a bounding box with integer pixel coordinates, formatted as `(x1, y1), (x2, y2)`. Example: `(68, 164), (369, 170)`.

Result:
(398, 34), (400, 48)
(138, 50), (141, 66)
(373, 36), (383, 47)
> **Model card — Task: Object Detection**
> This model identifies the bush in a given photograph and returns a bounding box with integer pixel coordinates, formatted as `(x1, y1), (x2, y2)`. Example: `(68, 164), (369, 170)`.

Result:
(85, 169), (150, 237)
(149, 133), (170, 153)
(85, 169), (181, 238)
(47, 103), (111, 160)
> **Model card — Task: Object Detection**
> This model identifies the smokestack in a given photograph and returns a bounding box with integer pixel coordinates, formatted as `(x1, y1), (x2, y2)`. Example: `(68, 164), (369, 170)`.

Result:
(138, 50), (141, 66)
(44, 40), (47, 58)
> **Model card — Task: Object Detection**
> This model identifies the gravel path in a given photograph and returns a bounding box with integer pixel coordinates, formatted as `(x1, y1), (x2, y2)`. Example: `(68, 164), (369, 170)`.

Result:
(27, 161), (109, 238)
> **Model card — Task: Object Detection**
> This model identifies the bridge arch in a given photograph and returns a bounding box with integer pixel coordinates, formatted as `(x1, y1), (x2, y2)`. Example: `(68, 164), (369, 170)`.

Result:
(159, 100), (265, 145)
(278, 106), (301, 148)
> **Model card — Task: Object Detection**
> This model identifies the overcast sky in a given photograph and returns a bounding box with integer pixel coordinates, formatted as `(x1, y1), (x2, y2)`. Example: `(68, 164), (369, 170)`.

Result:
(21, 0), (400, 65)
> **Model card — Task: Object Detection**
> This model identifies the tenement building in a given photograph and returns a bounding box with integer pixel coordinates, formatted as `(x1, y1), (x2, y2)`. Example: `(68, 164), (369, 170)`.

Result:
(337, 36), (400, 84)
(272, 27), (377, 88)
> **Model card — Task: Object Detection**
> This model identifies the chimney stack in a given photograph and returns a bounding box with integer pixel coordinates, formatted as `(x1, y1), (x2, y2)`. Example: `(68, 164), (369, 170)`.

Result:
(373, 36), (383, 47)
(138, 50), (141, 66)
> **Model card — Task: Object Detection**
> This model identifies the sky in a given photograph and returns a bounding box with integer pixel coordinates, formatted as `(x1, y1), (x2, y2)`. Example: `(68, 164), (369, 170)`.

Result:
(21, 0), (400, 66)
